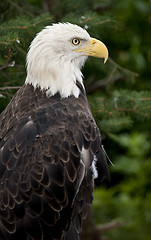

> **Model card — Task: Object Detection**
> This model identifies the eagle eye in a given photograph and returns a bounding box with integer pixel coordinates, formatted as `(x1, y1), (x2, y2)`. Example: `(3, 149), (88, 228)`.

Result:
(71, 38), (80, 45)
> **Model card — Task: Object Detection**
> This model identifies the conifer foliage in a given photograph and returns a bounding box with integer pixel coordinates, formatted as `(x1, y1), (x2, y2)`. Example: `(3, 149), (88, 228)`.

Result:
(0, 0), (151, 240)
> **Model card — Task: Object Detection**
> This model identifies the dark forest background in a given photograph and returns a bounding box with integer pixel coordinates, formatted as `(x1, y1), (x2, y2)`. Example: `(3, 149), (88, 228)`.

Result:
(0, 0), (151, 239)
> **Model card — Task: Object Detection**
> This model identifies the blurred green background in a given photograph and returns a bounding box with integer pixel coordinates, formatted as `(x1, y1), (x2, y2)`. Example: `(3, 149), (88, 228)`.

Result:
(0, 0), (151, 239)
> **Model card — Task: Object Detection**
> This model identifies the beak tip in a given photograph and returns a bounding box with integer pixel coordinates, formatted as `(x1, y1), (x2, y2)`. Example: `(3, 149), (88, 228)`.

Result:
(104, 55), (108, 64)
(104, 58), (107, 64)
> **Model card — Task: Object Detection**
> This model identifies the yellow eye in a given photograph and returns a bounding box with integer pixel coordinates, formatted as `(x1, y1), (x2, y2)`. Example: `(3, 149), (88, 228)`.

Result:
(72, 38), (80, 45)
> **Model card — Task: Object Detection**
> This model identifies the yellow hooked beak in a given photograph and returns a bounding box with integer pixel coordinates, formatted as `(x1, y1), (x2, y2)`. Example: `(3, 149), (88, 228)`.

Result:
(75, 37), (108, 63)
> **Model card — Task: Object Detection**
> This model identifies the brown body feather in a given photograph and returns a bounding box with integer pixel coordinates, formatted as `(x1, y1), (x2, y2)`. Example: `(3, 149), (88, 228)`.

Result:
(0, 84), (109, 240)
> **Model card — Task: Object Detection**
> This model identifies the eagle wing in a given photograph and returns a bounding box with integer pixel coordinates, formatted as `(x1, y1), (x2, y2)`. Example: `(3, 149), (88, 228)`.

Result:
(0, 85), (109, 240)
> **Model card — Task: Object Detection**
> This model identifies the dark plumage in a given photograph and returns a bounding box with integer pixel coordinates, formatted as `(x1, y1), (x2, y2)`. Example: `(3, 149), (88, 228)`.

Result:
(0, 23), (109, 240)
(0, 84), (109, 240)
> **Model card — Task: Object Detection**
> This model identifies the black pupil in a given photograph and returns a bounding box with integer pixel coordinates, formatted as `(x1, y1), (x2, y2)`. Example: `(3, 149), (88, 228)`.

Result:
(74, 39), (79, 44)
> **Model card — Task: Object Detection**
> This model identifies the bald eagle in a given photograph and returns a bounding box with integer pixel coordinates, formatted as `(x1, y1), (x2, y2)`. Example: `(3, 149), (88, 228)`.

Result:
(0, 23), (109, 240)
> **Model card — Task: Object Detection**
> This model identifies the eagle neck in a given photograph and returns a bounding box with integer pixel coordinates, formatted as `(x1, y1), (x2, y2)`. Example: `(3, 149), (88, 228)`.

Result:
(25, 58), (85, 99)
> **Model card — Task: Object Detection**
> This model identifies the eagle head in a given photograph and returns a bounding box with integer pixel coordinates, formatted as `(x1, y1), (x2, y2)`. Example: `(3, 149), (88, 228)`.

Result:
(25, 23), (108, 98)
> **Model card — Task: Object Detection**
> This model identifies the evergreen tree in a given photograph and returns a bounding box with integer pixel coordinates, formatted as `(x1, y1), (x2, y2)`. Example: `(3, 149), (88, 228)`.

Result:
(0, 0), (151, 239)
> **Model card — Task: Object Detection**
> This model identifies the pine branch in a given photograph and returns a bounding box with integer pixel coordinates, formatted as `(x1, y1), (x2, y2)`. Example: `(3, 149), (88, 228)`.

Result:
(17, 46), (26, 56)
(86, 70), (124, 94)
(116, 106), (151, 118)
(0, 86), (20, 90)
(97, 220), (123, 233)
(0, 49), (11, 70)
(80, 16), (111, 26)
(0, 91), (13, 98)
(86, 57), (139, 94)
(80, 17), (96, 24)
(7, 0), (33, 17)
(0, 32), (21, 51)
(0, 16), (52, 31)
(109, 57), (139, 78)
(95, 19), (111, 25)
(0, 37), (20, 46)
(140, 98), (151, 101)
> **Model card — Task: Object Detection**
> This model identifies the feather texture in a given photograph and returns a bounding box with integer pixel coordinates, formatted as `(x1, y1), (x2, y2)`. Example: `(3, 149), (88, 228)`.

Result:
(0, 83), (109, 240)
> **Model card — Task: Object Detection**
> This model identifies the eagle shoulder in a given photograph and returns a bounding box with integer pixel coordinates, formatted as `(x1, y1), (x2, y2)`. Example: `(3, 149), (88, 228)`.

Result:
(0, 84), (109, 240)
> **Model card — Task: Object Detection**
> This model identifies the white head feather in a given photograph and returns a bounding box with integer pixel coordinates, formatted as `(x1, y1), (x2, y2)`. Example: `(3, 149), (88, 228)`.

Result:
(25, 23), (90, 98)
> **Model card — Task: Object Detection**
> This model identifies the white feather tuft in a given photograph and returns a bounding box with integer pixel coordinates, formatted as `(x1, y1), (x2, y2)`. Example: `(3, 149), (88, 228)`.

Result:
(91, 155), (98, 179)
(25, 23), (90, 98)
